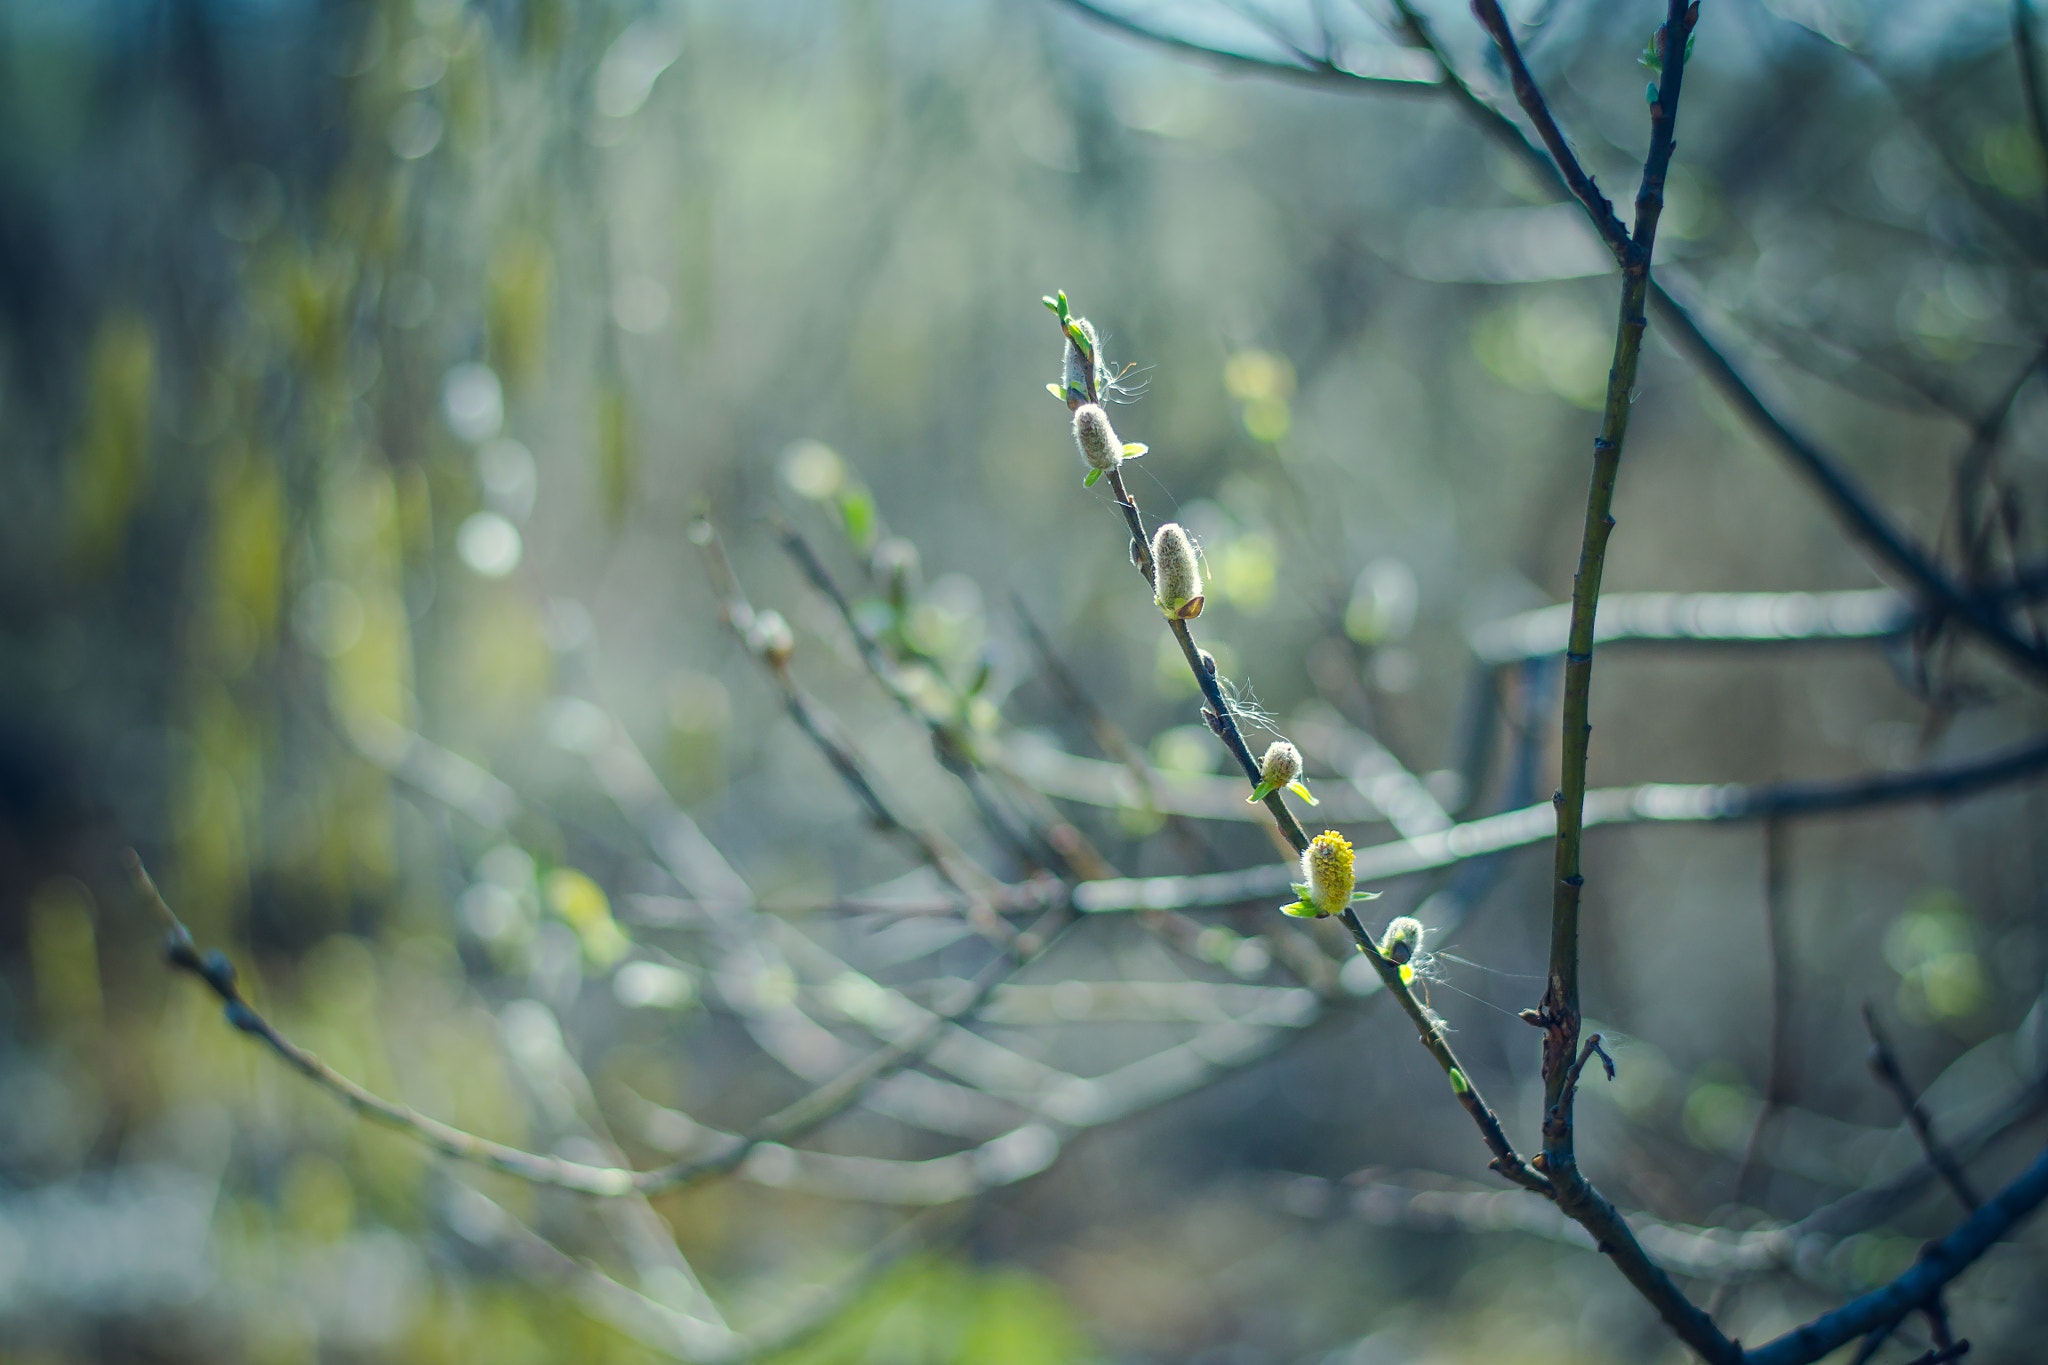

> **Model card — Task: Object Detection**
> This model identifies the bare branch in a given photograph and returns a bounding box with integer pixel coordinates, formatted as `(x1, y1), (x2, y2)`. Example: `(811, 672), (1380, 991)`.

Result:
(1073, 731), (2048, 913)
(1047, 0), (1443, 95)
(1863, 1005), (1984, 1212)
(1744, 1141), (2048, 1365)
(1467, 0), (1631, 259)
(1050, 295), (1547, 1192)
(133, 848), (1072, 1198)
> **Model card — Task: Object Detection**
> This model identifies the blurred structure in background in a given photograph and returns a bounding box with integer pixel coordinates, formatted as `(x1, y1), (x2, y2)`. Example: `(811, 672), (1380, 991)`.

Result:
(3, 0), (2048, 1360)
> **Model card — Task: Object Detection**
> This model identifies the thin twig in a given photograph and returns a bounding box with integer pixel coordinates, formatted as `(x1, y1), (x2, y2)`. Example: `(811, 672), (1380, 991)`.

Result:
(1070, 731), (2048, 913)
(1903, 1343), (1971, 1365)
(1529, 0), (1694, 1154)
(1465, 5), (1744, 1357)
(1289, 1063), (2048, 1285)
(1743, 1141), (2048, 1365)
(1647, 282), (2048, 684)
(133, 848), (1073, 1197)
(689, 515), (1007, 933)
(1054, 299), (1547, 1192)
(1065, 0), (2048, 684)
(1863, 1005), (1984, 1212)
(776, 523), (1085, 877)
(1048, 0), (1444, 96)
(1467, 0), (1631, 259)
(1012, 592), (1220, 863)
(1736, 819), (1795, 1208)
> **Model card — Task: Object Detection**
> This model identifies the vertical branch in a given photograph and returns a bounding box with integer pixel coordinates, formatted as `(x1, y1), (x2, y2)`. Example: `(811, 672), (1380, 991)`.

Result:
(1536, 0), (1699, 1175)
(1865, 1005), (1984, 1212)
(1737, 817), (1795, 1206)
(1714, 818), (1794, 1320)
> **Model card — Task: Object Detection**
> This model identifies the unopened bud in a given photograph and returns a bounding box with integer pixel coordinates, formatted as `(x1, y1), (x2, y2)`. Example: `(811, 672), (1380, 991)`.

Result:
(1249, 739), (1318, 805)
(1062, 317), (1102, 404)
(1074, 403), (1122, 472)
(1151, 522), (1204, 620)
(1379, 916), (1424, 966)
(1379, 915), (1425, 985)
(748, 609), (795, 667)
(1071, 401), (1147, 488)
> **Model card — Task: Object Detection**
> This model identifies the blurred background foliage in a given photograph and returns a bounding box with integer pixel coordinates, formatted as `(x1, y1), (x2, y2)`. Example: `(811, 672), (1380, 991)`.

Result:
(3, 0), (2048, 1361)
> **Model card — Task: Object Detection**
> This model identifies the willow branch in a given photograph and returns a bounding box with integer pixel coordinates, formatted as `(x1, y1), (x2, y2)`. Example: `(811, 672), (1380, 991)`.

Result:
(1534, 0), (1696, 1164)
(1468, 0), (1631, 258)
(690, 515), (1007, 931)
(135, 848), (1071, 1197)
(1864, 1006), (1983, 1213)
(1068, 0), (2048, 683)
(1646, 283), (2048, 683)
(1744, 1141), (2048, 1365)
(776, 524), (1086, 877)
(1067, 731), (2048, 913)
(1055, 303), (1544, 1195)
(1048, 0), (1443, 95)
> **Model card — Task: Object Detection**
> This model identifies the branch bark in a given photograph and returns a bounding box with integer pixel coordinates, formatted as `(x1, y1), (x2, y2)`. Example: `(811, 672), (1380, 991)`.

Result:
(1744, 1142), (2048, 1365)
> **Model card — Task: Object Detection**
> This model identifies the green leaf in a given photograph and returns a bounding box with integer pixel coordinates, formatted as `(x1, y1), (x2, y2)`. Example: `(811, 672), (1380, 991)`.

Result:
(838, 485), (877, 551)
(1351, 890), (1382, 902)
(1279, 901), (1324, 919)
(1289, 781), (1319, 806)
(1449, 1067), (1470, 1095)
(1248, 778), (1279, 803)
(1082, 468), (1102, 488)
(1046, 382), (1064, 400)
(1121, 442), (1148, 458)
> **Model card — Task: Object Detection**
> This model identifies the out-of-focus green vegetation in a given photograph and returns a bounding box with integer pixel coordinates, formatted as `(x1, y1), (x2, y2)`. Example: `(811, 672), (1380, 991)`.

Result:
(4, 0), (2048, 1361)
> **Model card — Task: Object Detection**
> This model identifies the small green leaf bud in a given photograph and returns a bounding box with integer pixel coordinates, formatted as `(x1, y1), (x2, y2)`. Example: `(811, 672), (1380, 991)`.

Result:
(1449, 1067), (1470, 1095)
(1151, 522), (1204, 620)
(1061, 318), (1102, 404)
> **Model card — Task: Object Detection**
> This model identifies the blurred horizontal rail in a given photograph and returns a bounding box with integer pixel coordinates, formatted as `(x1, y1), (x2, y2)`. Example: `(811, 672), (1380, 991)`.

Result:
(1053, 0), (2048, 684)
(1468, 589), (1914, 666)
(1072, 733), (2048, 912)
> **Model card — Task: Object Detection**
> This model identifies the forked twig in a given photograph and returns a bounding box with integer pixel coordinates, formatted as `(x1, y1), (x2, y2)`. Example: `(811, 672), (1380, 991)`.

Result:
(131, 849), (1072, 1197)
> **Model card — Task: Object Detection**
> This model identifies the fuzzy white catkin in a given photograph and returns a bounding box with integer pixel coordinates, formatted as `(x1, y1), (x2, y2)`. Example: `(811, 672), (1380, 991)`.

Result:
(1072, 403), (1123, 473)
(1302, 830), (1355, 917)
(1379, 915), (1425, 965)
(1259, 741), (1302, 790)
(1151, 522), (1202, 618)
